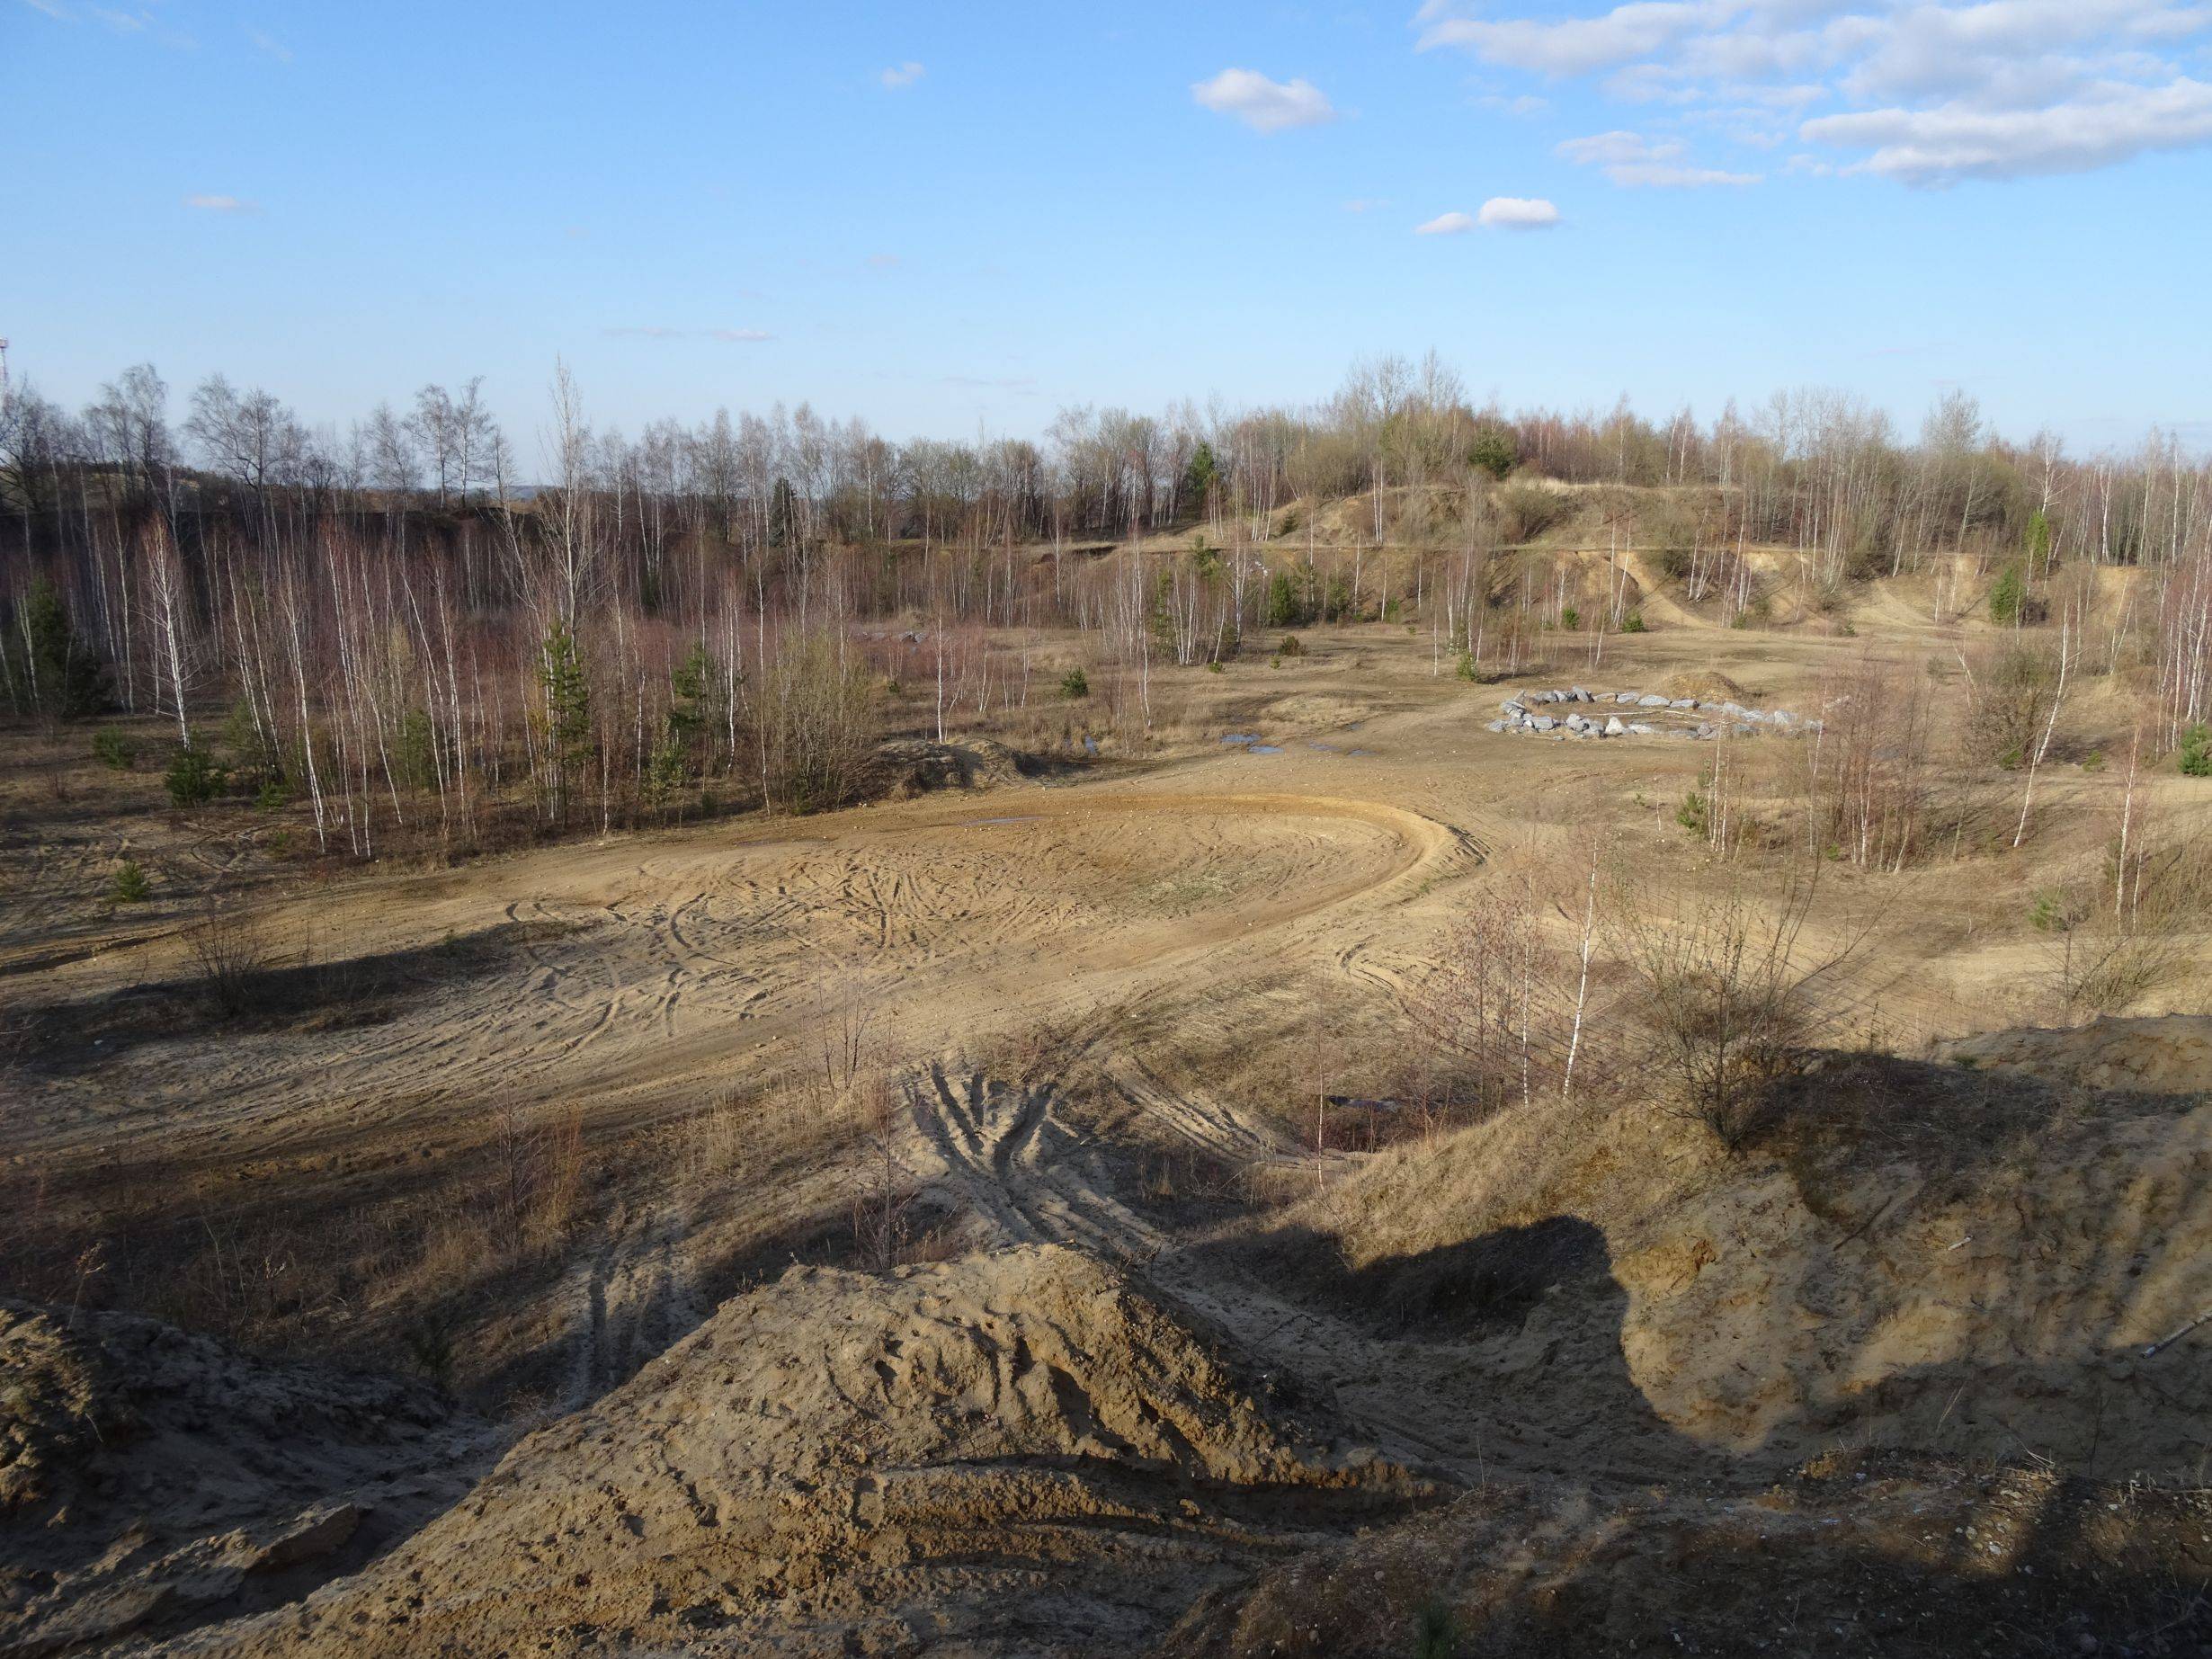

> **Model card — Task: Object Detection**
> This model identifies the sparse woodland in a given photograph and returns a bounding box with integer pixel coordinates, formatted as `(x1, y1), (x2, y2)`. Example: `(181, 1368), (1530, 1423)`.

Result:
(3, 354), (2206, 864)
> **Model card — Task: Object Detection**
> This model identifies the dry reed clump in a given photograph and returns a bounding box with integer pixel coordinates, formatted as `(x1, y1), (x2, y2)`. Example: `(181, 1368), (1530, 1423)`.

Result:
(673, 1092), (751, 1184)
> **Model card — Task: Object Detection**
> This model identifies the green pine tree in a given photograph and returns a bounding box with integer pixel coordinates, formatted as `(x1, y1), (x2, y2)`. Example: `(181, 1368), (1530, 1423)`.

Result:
(1183, 440), (1218, 510)
(1989, 562), (2026, 625)
(12, 579), (111, 719)
(537, 620), (593, 824)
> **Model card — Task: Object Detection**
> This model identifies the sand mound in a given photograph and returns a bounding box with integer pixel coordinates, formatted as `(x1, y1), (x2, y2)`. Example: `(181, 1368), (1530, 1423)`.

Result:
(1661, 668), (1746, 701)
(1243, 1019), (2212, 1483)
(1159, 1449), (2212, 1658)
(1938, 1012), (2212, 1097)
(0, 1301), (490, 1657)
(159, 1245), (1430, 1658)
(870, 736), (1028, 798)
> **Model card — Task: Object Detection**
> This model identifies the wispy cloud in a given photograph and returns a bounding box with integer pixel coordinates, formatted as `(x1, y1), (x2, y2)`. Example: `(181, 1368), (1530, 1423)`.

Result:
(865, 253), (901, 269)
(1342, 197), (1390, 212)
(1416, 0), (2212, 185)
(1191, 67), (1339, 132)
(185, 193), (261, 213)
(1478, 195), (1562, 227)
(879, 60), (924, 89)
(1803, 79), (2212, 183)
(21, 0), (74, 21)
(1414, 210), (1479, 234)
(245, 25), (290, 61)
(603, 326), (773, 343)
(1557, 128), (1760, 185)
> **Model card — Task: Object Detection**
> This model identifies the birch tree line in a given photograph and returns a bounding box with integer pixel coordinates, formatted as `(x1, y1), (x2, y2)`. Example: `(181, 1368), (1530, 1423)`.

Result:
(3, 352), (2208, 855)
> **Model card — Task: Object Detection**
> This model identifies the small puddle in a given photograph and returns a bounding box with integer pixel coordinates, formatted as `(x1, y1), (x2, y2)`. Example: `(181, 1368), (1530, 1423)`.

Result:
(1220, 733), (1259, 745)
(1249, 745), (1284, 754)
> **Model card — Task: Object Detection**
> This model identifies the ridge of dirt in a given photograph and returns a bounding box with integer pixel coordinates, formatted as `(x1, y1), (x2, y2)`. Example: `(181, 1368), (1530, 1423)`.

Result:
(1157, 1449), (2212, 1658)
(1226, 1028), (2212, 1485)
(145, 1245), (1438, 1658)
(0, 1300), (496, 1658)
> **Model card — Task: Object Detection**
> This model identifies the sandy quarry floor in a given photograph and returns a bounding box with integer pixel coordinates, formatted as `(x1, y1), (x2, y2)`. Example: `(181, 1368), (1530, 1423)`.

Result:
(4, 615), (2209, 1656)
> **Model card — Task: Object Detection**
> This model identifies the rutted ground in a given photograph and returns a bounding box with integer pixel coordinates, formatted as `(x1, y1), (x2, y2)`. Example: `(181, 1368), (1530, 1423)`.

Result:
(4, 625), (2209, 1657)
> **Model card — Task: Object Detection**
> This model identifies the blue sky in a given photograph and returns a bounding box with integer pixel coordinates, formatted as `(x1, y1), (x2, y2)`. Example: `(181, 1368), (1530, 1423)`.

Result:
(5, 0), (2209, 454)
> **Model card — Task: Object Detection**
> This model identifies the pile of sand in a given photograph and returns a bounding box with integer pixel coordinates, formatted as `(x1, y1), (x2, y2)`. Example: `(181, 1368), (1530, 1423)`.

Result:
(1244, 1017), (2211, 1483)
(1159, 1449), (2212, 1657)
(0, 1300), (491, 1657)
(870, 737), (1029, 798)
(1660, 668), (1747, 701)
(1938, 1012), (2212, 1096)
(149, 1246), (1431, 1658)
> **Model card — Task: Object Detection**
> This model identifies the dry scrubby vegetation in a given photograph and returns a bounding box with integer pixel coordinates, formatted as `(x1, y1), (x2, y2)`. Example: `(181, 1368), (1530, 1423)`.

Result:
(3, 354), (2208, 864)
(3, 357), (2209, 1657)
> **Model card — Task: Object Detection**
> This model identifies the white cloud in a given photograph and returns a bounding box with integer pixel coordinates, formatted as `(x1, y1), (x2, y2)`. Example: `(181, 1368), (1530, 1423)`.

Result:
(880, 60), (924, 89)
(1802, 75), (2212, 180)
(1478, 195), (1564, 227)
(245, 26), (290, 61)
(1415, 0), (2212, 183)
(1191, 67), (1339, 132)
(1413, 199), (1564, 233)
(1418, 1), (1727, 75)
(21, 0), (74, 20)
(184, 193), (260, 213)
(1558, 127), (1762, 183)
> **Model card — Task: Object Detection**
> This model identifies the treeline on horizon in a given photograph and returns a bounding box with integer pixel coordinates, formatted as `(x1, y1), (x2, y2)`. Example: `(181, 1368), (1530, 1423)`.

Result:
(3, 352), (2208, 860)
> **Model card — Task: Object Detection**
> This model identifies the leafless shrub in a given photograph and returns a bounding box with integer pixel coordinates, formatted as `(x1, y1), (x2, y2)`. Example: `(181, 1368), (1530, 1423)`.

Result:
(2038, 783), (2210, 1017)
(1800, 650), (1936, 870)
(806, 967), (883, 1101)
(1964, 637), (2062, 767)
(187, 889), (272, 1014)
(1610, 872), (1865, 1151)
(847, 1067), (914, 1269)
(1405, 846), (1614, 1113)
(760, 628), (877, 815)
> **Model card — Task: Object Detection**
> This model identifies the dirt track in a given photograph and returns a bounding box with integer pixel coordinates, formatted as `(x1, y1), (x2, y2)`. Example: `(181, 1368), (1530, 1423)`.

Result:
(5, 621), (2210, 1658)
